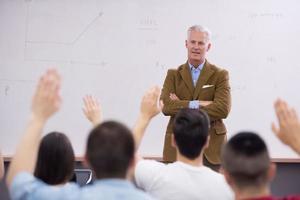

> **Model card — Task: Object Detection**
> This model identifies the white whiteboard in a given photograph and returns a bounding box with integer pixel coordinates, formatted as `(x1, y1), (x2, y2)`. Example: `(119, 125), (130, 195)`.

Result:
(1, 0), (300, 159)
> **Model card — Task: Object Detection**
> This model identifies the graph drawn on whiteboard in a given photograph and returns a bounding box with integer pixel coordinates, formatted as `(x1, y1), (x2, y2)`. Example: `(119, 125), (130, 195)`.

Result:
(23, 0), (105, 66)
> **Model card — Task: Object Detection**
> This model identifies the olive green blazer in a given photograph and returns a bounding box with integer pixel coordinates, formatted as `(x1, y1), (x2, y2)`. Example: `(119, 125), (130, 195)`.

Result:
(160, 61), (231, 164)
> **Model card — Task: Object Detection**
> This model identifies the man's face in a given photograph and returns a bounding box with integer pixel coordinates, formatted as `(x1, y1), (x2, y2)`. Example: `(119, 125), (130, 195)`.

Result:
(185, 30), (211, 65)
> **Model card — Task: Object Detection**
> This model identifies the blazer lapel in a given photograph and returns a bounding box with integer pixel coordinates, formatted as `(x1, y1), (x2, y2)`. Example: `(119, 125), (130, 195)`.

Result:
(179, 63), (194, 95)
(193, 61), (214, 99)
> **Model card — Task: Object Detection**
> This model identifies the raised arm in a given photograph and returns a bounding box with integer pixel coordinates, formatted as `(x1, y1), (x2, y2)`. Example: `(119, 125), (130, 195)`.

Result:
(133, 86), (162, 150)
(6, 69), (61, 186)
(0, 150), (4, 180)
(272, 99), (300, 155)
(82, 95), (102, 126)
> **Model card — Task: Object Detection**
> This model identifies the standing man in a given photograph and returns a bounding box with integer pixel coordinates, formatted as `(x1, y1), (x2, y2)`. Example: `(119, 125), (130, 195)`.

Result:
(160, 25), (231, 169)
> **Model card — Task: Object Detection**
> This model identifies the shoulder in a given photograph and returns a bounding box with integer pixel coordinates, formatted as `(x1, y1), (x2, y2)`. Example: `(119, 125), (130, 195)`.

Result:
(10, 172), (79, 200)
(135, 160), (166, 190)
(166, 63), (188, 74)
(199, 167), (228, 183)
(10, 172), (43, 199)
(136, 160), (165, 173)
(205, 169), (231, 189)
(206, 61), (229, 74)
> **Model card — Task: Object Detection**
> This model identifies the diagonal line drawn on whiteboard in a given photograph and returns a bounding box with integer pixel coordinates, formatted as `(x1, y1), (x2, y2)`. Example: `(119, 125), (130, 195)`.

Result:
(23, 0), (105, 66)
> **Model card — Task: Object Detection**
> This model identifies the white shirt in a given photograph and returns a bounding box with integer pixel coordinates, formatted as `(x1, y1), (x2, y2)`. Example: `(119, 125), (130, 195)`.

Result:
(135, 160), (234, 200)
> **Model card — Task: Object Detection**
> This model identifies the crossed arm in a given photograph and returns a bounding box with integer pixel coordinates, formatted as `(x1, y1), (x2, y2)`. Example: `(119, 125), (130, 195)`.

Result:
(161, 70), (230, 120)
(133, 95), (300, 156)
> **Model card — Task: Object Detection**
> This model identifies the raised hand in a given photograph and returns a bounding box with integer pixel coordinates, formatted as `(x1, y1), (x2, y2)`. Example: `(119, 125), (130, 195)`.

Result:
(31, 69), (61, 122)
(272, 99), (300, 154)
(83, 95), (101, 126)
(140, 86), (163, 120)
(133, 86), (163, 150)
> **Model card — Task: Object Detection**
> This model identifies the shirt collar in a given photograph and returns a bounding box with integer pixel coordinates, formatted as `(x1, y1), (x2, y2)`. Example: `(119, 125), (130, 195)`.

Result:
(188, 60), (205, 71)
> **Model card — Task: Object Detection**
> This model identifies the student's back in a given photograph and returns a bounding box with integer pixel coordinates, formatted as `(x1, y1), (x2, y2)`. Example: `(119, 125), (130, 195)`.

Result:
(135, 160), (232, 200)
(11, 173), (153, 200)
(10, 122), (155, 200)
(134, 108), (233, 200)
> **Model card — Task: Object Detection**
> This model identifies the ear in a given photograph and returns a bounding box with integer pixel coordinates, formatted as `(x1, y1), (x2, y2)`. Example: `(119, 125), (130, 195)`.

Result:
(185, 40), (188, 48)
(223, 169), (234, 187)
(207, 42), (211, 52)
(267, 163), (277, 182)
(171, 134), (177, 148)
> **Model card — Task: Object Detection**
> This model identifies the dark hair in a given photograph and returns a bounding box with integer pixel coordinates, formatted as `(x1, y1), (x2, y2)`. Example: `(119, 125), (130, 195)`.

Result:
(34, 132), (75, 185)
(173, 108), (210, 159)
(221, 132), (270, 189)
(86, 121), (135, 179)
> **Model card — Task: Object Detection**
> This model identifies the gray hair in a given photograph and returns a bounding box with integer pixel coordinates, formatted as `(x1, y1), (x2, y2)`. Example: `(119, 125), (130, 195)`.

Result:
(187, 25), (211, 41)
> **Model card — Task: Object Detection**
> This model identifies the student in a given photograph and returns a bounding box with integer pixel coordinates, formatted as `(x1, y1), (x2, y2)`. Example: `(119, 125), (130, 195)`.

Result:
(34, 132), (75, 185)
(6, 69), (154, 200)
(134, 89), (233, 200)
(84, 87), (233, 200)
(221, 132), (300, 200)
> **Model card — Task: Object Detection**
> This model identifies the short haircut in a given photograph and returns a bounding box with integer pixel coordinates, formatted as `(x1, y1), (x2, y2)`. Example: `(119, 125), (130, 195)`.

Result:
(173, 108), (210, 159)
(34, 132), (75, 185)
(187, 25), (211, 41)
(86, 121), (135, 179)
(221, 132), (270, 189)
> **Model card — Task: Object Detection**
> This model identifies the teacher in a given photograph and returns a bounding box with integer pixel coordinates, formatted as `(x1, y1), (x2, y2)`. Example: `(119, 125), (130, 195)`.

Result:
(160, 25), (231, 170)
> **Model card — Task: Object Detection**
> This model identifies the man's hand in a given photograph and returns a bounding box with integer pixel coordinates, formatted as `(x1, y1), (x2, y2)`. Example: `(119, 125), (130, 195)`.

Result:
(170, 93), (180, 101)
(83, 95), (101, 126)
(31, 69), (61, 122)
(170, 93), (212, 108)
(140, 86), (163, 121)
(133, 86), (163, 150)
(272, 99), (300, 155)
(200, 101), (213, 107)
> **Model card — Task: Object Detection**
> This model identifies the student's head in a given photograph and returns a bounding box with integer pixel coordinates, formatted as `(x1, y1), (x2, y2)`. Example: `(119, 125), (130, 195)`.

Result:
(172, 108), (210, 159)
(34, 132), (75, 185)
(85, 121), (135, 179)
(221, 132), (275, 192)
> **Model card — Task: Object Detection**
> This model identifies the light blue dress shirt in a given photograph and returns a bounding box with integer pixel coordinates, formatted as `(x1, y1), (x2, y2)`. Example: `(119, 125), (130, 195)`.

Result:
(188, 62), (205, 109)
(10, 172), (155, 200)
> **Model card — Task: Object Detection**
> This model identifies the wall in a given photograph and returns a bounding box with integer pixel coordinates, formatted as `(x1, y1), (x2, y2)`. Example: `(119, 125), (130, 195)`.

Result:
(1, 0), (300, 158)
